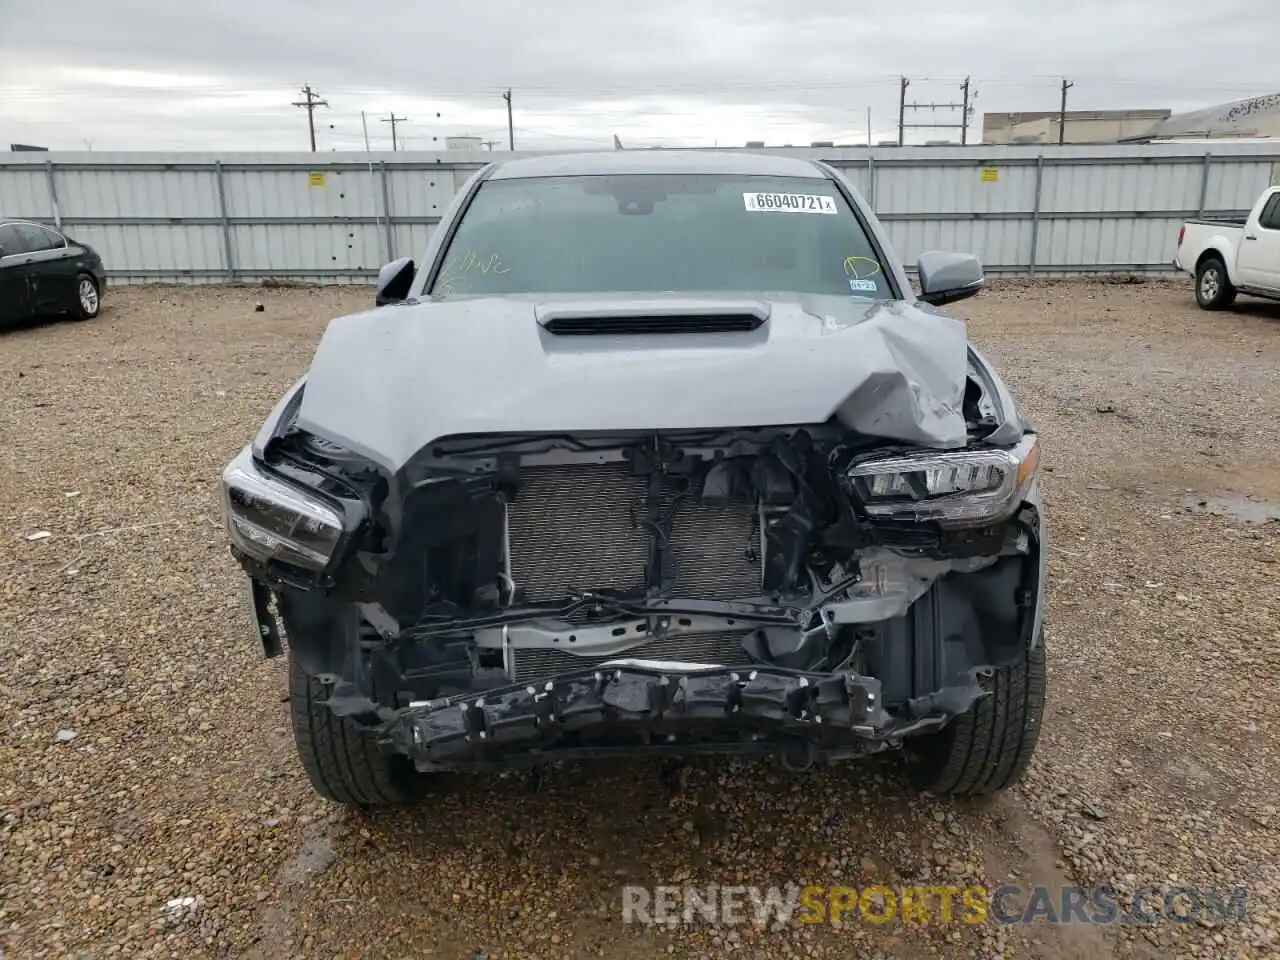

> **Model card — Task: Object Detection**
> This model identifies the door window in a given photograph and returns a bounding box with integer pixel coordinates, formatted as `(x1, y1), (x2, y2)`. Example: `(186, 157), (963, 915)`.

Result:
(13, 222), (62, 252)
(0, 223), (25, 258)
(1258, 194), (1280, 231)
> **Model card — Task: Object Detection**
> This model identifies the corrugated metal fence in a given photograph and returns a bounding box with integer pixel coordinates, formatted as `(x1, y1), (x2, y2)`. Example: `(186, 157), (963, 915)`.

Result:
(2, 142), (1278, 282)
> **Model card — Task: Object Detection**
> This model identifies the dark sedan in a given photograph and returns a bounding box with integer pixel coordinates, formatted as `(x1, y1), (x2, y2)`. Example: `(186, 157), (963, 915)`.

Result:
(0, 219), (107, 326)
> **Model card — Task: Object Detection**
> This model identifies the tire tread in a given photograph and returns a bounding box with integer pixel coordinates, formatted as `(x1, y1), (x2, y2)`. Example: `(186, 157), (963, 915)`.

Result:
(911, 640), (1046, 797)
(287, 655), (415, 807)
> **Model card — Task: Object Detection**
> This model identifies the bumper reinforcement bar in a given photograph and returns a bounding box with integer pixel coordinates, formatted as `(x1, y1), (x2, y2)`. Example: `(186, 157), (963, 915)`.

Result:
(383, 663), (907, 767)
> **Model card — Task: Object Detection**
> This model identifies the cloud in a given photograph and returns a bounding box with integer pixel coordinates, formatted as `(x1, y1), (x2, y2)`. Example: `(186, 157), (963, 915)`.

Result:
(1, 0), (1276, 150)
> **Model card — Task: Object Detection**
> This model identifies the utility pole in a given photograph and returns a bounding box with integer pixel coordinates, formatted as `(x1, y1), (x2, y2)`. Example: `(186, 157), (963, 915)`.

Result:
(482, 139), (499, 151)
(1058, 78), (1074, 145)
(898, 76), (909, 146)
(381, 112), (407, 151)
(901, 78), (972, 144)
(503, 89), (515, 150)
(292, 84), (328, 152)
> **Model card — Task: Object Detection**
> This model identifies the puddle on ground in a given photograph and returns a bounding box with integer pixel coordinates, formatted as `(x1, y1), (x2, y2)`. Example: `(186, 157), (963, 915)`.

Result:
(1182, 494), (1280, 524)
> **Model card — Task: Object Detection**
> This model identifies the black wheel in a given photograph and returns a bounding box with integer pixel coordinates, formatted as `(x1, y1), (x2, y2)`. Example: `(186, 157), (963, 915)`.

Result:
(904, 637), (1047, 797)
(1194, 257), (1237, 310)
(72, 274), (101, 320)
(288, 651), (427, 807)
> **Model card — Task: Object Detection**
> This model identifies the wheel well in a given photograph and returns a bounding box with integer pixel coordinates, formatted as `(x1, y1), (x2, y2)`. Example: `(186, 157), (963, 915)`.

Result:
(276, 588), (356, 679)
(1195, 250), (1226, 272)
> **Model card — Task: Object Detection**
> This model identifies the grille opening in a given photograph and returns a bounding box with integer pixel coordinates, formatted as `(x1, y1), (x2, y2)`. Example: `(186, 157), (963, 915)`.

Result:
(499, 461), (764, 680)
(540, 312), (764, 336)
(506, 462), (761, 604)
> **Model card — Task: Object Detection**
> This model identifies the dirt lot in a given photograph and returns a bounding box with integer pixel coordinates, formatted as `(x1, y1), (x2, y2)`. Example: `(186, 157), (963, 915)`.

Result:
(1, 278), (1278, 960)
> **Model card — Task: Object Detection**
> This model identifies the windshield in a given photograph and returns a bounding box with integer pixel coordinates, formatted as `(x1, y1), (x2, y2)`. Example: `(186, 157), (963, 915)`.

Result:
(429, 173), (894, 300)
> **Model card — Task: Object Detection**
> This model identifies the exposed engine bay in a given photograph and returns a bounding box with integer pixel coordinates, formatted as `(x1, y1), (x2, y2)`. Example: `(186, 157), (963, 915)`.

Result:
(231, 361), (1043, 771)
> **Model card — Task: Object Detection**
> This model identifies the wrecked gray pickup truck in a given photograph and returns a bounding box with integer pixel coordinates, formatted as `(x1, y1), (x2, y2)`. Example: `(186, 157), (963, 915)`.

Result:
(220, 150), (1047, 807)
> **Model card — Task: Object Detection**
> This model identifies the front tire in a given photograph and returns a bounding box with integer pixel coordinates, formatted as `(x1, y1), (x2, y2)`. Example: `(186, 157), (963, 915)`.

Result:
(288, 652), (426, 807)
(1194, 257), (1237, 310)
(72, 274), (101, 320)
(905, 638), (1047, 797)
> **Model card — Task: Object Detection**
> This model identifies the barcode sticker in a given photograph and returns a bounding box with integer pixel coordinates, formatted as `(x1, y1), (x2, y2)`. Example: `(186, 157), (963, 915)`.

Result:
(743, 192), (838, 214)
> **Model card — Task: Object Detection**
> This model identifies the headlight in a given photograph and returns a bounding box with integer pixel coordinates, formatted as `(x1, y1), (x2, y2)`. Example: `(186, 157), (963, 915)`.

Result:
(219, 446), (345, 571)
(846, 434), (1039, 526)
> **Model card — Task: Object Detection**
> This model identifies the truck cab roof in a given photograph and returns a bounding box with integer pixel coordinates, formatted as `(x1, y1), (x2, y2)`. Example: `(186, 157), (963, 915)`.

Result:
(485, 150), (831, 181)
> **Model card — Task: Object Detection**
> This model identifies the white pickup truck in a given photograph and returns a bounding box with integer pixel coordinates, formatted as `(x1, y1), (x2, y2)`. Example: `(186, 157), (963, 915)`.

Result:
(1175, 185), (1280, 310)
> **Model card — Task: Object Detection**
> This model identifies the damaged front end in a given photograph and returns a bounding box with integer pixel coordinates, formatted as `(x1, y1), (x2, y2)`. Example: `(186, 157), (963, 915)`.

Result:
(221, 369), (1045, 773)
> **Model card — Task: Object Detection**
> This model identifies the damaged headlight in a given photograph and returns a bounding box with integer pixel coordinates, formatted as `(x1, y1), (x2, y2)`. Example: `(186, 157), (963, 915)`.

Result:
(846, 434), (1039, 526)
(219, 446), (345, 571)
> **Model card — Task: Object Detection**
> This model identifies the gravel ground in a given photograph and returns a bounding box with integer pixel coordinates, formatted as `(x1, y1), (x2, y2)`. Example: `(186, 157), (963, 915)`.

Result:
(1, 278), (1278, 960)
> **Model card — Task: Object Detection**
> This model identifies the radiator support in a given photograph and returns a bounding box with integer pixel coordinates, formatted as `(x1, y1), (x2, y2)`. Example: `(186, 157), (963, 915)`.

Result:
(501, 462), (763, 679)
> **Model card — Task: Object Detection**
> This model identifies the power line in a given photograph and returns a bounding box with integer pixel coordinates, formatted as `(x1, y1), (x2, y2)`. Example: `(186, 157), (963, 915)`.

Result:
(514, 126), (614, 142)
(291, 84), (328, 152)
(381, 112), (407, 151)
(19, 73), (1280, 152)
(8, 75), (1279, 107)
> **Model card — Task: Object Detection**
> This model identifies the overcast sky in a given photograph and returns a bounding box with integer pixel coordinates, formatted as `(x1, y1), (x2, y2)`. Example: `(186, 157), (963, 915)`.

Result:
(2, 0), (1276, 152)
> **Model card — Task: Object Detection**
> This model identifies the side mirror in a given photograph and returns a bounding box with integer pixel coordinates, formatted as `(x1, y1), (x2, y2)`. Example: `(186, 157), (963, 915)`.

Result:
(916, 251), (984, 306)
(375, 257), (415, 307)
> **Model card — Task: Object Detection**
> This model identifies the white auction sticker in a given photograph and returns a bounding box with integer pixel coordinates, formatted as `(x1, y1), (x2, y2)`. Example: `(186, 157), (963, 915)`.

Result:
(743, 192), (838, 214)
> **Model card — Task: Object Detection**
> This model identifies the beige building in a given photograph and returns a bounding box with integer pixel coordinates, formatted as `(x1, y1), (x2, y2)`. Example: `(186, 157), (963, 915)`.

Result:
(982, 109), (1171, 145)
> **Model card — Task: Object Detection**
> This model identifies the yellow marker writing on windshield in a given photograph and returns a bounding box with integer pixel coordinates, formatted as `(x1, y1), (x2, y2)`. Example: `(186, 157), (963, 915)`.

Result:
(452, 250), (510, 275)
(842, 256), (881, 280)
(437, 250), (510, 294)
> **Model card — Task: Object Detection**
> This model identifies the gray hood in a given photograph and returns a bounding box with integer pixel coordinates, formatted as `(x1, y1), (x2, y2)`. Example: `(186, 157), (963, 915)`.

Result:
(295, 294), (971, 474)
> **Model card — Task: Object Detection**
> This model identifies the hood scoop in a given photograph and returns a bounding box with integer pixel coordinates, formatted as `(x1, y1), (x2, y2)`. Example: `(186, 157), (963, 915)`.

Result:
(535, 298), (769, 335)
